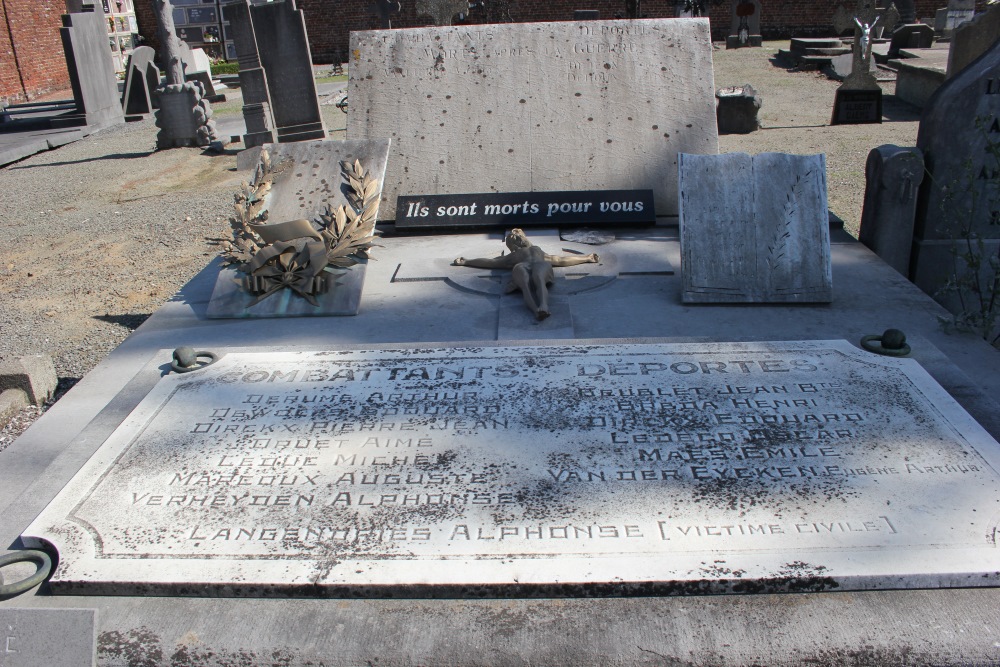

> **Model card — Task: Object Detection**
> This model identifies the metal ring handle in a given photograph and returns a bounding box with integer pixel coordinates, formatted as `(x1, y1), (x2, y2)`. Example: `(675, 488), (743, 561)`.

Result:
(861, 330), (911, 357)
(171, 347), (219, 373)
(0, 550), (53, 597)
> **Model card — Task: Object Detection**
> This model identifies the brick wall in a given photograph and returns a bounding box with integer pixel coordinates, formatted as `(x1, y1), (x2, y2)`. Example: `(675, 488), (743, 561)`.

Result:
(128, 0), (992, 65)
(0, 0), (70, 106)
(287, 0), (972, 63)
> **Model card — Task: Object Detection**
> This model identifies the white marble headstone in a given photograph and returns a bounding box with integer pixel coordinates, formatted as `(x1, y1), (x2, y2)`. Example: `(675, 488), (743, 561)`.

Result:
(22, 341), (1000, 596)
(347, 19), (719, 220)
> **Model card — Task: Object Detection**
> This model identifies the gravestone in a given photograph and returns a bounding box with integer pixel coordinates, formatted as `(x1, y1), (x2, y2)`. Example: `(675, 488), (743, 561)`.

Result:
(57, 10), (126, 131)
(369, 0), (402, 28)
(887, 23), (934, 59)
(910, 39), (1000, 310)
(184, 47), (225, 103)
(0, 608), (96, 667)
(830, 0), (895, 124)
(250, 0), (326, 143)
(858, 145), (925, 276)
(348, 19), (719, 220)
(894, 0), (916, 23)
(207, 138), (391, 318)
(716, 84), (761, 134)
(726, 0), (762, 49)
(946, 4), (1000, 78)
(222, 0), (275, 148)
(416, 0), (469, 25)
(938, 0), (975, 35)
(22, 341), (1000, 595)
(679, 152), (832, 303)
(121, 45), (159, 116)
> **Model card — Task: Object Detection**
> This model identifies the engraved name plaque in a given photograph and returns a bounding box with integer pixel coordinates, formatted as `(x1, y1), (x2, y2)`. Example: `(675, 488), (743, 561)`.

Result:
(23, 341), (1000, 596)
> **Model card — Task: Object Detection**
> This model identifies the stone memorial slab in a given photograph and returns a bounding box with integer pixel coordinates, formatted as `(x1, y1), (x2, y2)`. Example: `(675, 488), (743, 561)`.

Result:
(395, 190), (655, 230)
(207, 138), (391, 318)
(0, 608), (96, 667)
(946, 4), (1000, 79)
(22, 340), (1000, 596)
(251, 0), (326, 143)
(121, 45), (159, 117)
(888, 22), (934, 59)
(914, 39), (1000, 243)
(58, 11), (125, 131)
(223, 0), (276, 149)
(910, 38), (1000, 312)
(679, 152), (832, 303)
(348, 19), (719, 220)
(859, 144), (924, 276)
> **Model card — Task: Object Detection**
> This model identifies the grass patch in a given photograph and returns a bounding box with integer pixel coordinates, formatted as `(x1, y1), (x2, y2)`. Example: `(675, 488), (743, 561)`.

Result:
(211, 61), (240, 75)
(316, 74), (348, 84)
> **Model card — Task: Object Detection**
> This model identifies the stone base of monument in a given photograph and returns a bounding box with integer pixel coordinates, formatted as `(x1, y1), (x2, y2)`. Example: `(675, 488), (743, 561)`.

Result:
(155, 83), (223, 150)
(831, 88), (883, 125)
(6, 226), (1000, 663)
(726, 34), (762, 49)
(205, 263), (366, 318)
(893, 58), (946, 109)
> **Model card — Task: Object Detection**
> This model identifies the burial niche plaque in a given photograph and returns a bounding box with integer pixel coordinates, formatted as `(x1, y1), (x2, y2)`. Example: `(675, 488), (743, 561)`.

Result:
(23, 341), (1000, 596)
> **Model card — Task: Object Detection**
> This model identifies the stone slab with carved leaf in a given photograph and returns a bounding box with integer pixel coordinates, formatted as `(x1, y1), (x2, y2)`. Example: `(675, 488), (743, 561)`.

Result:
(206, 139), (390, 318)
(679, 152), (832, 303)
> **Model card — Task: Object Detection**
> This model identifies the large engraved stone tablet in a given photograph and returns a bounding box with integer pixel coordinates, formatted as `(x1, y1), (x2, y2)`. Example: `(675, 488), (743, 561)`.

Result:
(23, 341), (1000, 596)
(347, 20), (719, 220)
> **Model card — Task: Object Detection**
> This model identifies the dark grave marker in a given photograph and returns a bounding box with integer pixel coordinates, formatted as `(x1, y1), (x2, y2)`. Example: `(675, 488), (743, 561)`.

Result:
(832, 89), (882, 124)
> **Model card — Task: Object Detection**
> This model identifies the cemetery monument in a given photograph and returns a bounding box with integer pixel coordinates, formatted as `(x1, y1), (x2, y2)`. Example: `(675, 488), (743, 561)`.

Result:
(5, 8), (1000, 666)
(726, 0), (762, 49)
(831, 0), (898, 124)
(153, 0), (220, 148)
(223, 0), (276, 148)
(347, 18), (719, 220)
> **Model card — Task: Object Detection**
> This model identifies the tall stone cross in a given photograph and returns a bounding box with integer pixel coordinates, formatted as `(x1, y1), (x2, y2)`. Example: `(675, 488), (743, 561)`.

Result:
(416, 0), (469, 25)
(833, 0), (899, 90)
(369, 0), (401, 28)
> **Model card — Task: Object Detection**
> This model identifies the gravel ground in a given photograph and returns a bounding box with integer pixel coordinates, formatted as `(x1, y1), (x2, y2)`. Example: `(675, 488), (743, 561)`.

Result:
(0, 41), (920, 449)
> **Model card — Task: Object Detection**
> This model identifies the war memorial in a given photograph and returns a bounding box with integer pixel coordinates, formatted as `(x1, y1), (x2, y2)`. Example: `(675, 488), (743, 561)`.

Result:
(2, 1), (1000, 664)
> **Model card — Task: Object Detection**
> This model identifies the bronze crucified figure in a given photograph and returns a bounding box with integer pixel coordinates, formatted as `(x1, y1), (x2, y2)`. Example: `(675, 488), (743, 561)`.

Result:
(452, 228), (600, 320)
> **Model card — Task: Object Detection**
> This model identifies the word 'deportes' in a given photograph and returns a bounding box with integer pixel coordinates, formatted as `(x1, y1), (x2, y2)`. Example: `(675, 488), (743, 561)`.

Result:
(394, 189), (656, 230)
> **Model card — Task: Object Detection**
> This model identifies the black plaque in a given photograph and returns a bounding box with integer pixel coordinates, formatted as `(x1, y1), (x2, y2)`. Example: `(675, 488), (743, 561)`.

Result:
(177, 25), (204, 43)
(395, 190), (656, 230)
(172, 7), (186, 24)
(187, 6), (217, 23)
(831, 89), (883, 125)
